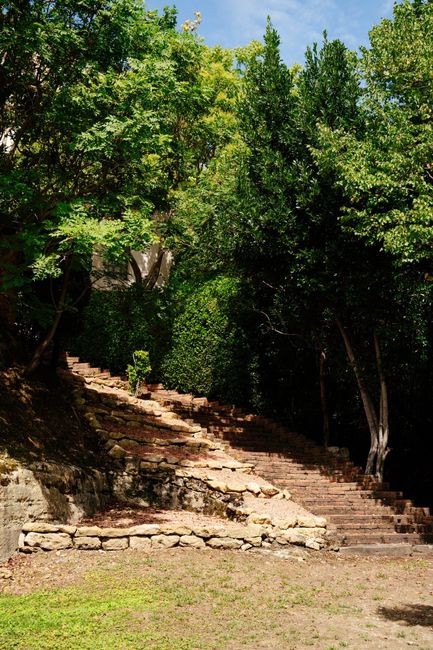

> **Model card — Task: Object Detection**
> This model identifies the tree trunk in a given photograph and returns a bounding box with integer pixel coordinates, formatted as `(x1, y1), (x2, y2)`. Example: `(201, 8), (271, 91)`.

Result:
(143, 244), (165, 290)
(25, 256), (73, 374)
(319, 349), (331, 448)
(335, 318), (380, 475)
(127, 248), (143, 284)
(373, 333), (390, 481)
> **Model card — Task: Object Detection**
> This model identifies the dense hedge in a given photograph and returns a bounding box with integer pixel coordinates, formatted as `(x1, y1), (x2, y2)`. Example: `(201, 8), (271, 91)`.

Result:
(161, 276), (250, 403)
(71, 286), (169, 377)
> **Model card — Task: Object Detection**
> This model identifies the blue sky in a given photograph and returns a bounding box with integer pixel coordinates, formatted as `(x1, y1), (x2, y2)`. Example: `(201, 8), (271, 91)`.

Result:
(146, 0), (397, 64)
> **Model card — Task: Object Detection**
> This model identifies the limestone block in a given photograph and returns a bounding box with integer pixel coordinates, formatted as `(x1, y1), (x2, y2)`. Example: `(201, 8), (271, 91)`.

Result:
(193, 525), (227, 538)
(25, 532), (73, 551)
(305, 538), (323, 551)
(206, 537), (243, 550)
(273, 516), (298, 530)
(225, 482), (247, 493)
(100, 527), (132, 538)
(179, 535), (206, 549)
(160, 524), (192, 536)
(130, 536), (152, 551)
(246, 482), (261, 495)
(241, 543), (252, 551)
(277, 530), (308, 546)
(151, 535), (180, 549)
(108, 445), (128, 459)
(102, 537), (129, 551)
(74, 536), (102, 550)
(128, 524), (161, 536)
(297, 515), (320, 529)
(206, 479), (228, 493)
(22, 522), (76, 535)
(260, 485), (279, 497)
(75, 526), (102, 537)
(247, 513), (272, 525)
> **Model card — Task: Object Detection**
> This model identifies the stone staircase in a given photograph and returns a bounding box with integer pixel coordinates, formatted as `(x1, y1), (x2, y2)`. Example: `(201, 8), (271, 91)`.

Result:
(61, 355), (433, 551)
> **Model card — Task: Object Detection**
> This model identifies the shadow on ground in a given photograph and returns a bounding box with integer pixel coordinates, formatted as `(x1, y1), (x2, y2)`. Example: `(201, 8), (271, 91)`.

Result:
(378, 604), (433, 627)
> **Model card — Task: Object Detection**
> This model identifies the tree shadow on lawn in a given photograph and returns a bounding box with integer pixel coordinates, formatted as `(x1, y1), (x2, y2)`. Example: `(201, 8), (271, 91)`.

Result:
(378, 604), (433, 627)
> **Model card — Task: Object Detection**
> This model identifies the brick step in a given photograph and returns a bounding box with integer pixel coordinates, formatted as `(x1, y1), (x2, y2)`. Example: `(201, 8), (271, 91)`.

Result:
(338, 533), (433, 545)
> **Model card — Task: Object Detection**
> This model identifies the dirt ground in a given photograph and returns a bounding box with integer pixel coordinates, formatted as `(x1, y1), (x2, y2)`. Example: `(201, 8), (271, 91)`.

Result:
(1, 547), (433, 650)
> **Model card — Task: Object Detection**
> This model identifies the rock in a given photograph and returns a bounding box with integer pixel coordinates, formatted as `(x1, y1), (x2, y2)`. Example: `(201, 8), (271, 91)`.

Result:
(246, 482), (261, 495)
(314, 517), (327, 529)
(151, 535), (180, 549)
(297, 515), (320, 529)
(193, 525), (227, 538)
(0, 568), (13, 579)
(22, 522), (77, 535)
(277, 530), (308, 546)
(305, 538), (323, 551)
(206, 479), (228, 493)
(273, 516), (298, 530)
(143, 455), (166, 464)
(247, 513), (272, 525)
(108, 444), (128, 459)
(260, 485), (279, 497)
(225, 482), (247, 493)
(25, 532), (73, 551)
(241, 543), (252, 551)
(160, 524), (192, 536)
(74, 536), (102, 550)
(128, 524), (161, 536)
(206, 537), (243, 550)
(99, 527), (132, 538)
(206, 460), (224, 470)
(75, 526), (102, 537)
(102, 537), (129, 551)
(179, 535), (206, 549)
(130, 536), (152, 551)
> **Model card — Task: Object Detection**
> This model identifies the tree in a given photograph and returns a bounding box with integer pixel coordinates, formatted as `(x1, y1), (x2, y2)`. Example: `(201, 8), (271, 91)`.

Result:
(0, 1), (208, 370)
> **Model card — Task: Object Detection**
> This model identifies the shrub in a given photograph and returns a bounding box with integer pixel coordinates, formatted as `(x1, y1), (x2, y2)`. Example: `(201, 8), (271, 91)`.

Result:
(161, 275), (250, 403)
(71, 286), (169, 376)
(127, 350), (152, 395)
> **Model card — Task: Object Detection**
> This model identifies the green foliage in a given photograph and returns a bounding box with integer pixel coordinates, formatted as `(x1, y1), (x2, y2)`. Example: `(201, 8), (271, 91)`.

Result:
(127, 350), (152, 395)
(161, 276), (249, 402)
(72, 288), (169, 376)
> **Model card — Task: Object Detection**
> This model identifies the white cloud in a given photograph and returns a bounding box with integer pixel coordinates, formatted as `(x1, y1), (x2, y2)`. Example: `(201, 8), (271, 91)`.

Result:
(215, 0), (393, 64)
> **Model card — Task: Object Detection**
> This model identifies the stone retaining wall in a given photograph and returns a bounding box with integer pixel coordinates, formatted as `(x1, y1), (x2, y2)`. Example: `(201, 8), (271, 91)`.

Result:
(19, 518), (327, 553)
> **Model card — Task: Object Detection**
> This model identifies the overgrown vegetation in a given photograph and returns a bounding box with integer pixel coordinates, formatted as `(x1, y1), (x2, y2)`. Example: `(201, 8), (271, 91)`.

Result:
(2, 1), (433, 494)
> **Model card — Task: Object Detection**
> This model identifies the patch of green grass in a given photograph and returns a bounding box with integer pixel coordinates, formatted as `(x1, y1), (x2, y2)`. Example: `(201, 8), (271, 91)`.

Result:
(0, 574), (197, 650)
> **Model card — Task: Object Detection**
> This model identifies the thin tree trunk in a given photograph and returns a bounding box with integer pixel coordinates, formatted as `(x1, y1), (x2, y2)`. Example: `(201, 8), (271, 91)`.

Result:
(373, 333), (390, 481)
(143, 245), (165, 290)
(335, 318), (379, 475)
(319, 349), (331, 448)
(127, 248), (143, 284)
(25, 256), (73, 374)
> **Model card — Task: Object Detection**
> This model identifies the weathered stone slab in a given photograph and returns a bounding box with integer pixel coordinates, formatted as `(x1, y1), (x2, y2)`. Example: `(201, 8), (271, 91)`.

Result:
(128, 524), (161, 536)
(100, 527), (132, 538)
(130, 536), (152, 550)
(179, 535), (206, 549)
(22, 522), (76, 535)
(160, 524), (192, 536)
(25, 532), (73, 550)
(74, 536), (102, 550)
(339, 544), (413, 557)
(151, 535), (180, 549)
(75, 526), (102, 537)
(102, 537), (129, 551)
(206, 537), (243, 550)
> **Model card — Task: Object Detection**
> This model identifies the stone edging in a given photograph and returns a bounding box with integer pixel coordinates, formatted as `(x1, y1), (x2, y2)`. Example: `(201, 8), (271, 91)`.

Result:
(19, 518), (327, 553)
